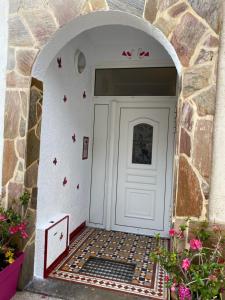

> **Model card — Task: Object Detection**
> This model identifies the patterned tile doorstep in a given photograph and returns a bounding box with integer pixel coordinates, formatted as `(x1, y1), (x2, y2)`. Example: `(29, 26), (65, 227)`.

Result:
(49, 228), (168, 299)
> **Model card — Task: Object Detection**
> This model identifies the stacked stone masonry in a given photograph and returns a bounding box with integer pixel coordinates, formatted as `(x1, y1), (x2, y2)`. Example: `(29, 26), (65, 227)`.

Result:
(1, 0), (222, 288)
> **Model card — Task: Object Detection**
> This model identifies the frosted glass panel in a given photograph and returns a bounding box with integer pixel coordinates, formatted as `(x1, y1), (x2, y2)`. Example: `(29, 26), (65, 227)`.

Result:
(95, 67), (177, 96)
(132, 123), (153, 165)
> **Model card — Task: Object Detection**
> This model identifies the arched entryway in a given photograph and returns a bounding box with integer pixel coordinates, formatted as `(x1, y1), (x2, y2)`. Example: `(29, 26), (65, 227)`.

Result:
(31, 11), (180, 280)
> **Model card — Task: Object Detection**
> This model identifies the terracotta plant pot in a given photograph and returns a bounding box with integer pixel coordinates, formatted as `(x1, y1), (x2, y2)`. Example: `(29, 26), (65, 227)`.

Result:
(0, 252), (25, 300)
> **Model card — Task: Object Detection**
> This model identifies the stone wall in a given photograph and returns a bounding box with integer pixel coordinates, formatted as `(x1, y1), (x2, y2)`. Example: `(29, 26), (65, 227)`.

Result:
(145, 0), (221, 222)
(1, 0), (222, 287)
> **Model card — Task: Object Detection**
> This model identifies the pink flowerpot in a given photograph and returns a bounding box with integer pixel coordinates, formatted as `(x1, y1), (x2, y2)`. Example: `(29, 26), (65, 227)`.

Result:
(0, 252), (25, 300)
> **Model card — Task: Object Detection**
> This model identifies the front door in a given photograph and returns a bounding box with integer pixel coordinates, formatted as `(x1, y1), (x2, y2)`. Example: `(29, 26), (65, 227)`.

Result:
(115, 107), (170, 232)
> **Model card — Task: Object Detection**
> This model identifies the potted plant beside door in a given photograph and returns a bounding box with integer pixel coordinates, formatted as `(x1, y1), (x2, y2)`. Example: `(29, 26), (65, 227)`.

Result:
(0, 192), (30, 300)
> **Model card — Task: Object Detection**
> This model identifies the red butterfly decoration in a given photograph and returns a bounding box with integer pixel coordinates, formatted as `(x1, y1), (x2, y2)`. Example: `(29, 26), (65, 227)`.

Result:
(63, 177), (67, 186)
(72, 134), (76, 143)
(53, 158), (57, 165)
(122, 50), (133, 58)
(57, 57), (62, 68)
(63, 95), (67, 102)
(138, 49), (150, 58)
(77, 184), (80, 190)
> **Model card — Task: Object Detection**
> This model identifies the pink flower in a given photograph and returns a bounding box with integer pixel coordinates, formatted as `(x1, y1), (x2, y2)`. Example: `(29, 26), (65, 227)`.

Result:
(190, 239), (202, 251)
(182, 258), (191, 271)
(21, 231), (28, 239)
(0, 214), (6, 221)
(165, 275), (170, 282)
(9, 225), (19, 235)
(18, 222), (26, 231)
(178, 285), (192, 300)
(169, 228), (176, 237)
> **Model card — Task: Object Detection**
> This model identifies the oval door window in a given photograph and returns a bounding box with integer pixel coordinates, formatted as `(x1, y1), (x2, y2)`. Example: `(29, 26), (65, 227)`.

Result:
(132, 123), (153, 165)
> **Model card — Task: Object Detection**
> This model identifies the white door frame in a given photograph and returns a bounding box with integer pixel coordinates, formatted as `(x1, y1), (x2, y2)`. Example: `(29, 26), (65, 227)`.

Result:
(89, 96), (177, 237)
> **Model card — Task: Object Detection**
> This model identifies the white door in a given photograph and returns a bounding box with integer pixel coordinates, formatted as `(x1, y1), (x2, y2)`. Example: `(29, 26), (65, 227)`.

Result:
(115, 107), (170, 232)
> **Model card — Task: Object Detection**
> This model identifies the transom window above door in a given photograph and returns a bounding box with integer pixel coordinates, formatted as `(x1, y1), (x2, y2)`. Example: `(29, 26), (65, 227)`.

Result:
(94, 67), (177, 96)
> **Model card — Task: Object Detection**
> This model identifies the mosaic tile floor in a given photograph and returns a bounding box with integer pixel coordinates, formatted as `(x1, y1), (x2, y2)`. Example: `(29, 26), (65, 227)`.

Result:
(50, 228), (168, 299)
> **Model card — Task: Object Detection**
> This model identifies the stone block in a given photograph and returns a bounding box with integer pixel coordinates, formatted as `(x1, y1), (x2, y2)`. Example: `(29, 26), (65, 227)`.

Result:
(179, 128), (191, 157)
(26, 129), (40, 167)
(16, 49), (38, 76)
(154, 16), (176, 37)
(168, 2), (188, 18)
(2, 140), (18, 186)
(4, 90), (21, 139)
(21, 0), (47, 9)
(203, 34), (219, 48)
(8, 15), (34, 47)
(194, 49), (216, 65)
(144, 0), (158, 23)
(176, 156), (203, 217)
(89, 0), (108, 11)
(19, 117), (26, 137)
(49, 0), (84, 27)
(22, 10), (58, 46)
(107, 0), (144, 17)
(193, 120), (213, 180)
(28, 87), (42, 130)
(20, 91), (28, 118)
(35, 122), (42, 139)
(7, 71), (30, 88)
(158, 0), (179, 11)
(7, 48), (16, 71)
(9, 0), (21, 14)
(182, 65), (212, 98)
(181, 102), (194, 132)
(36, 102), (42, 122)
(187, 0), (222, 34)
(192, 85), (216, 116)
(16, 138), (26, 159)
(201, 181), (209, 200)
(171, 13), (206, 67)
(8, 182), (23, 206)
(25, 161), (39, 189)
(31, 187), (38, 209)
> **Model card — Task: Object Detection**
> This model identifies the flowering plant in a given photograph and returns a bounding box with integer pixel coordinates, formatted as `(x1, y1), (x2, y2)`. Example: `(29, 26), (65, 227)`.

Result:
(150, 221), (225, 300)
(0, 192), (30, 271)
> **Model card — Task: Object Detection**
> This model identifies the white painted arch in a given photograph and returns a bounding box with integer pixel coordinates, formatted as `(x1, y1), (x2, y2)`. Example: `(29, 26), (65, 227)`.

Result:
(32, 10), (182, 80)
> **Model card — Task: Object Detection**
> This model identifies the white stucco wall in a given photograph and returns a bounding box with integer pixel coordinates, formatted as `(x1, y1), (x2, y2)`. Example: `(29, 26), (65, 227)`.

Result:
(34, 24), (175, 277)
(0, 2), (8, 195)
(36, 33), (93, 231)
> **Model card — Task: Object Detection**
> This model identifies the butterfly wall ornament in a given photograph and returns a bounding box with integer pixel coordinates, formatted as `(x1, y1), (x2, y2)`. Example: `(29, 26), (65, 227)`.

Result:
(53, 158), (57, 165)
(122, 50), (134, 58)
(57, 57), (62, 68)
(77, 184), (80, 190)
(122, 49), (150, 59)
(72, 134), (76, 143)
(138, 48), (150, 58)
(83, 91), (86, 99)
(63, 95), (67, 102)
(63, 177), (67, 186)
